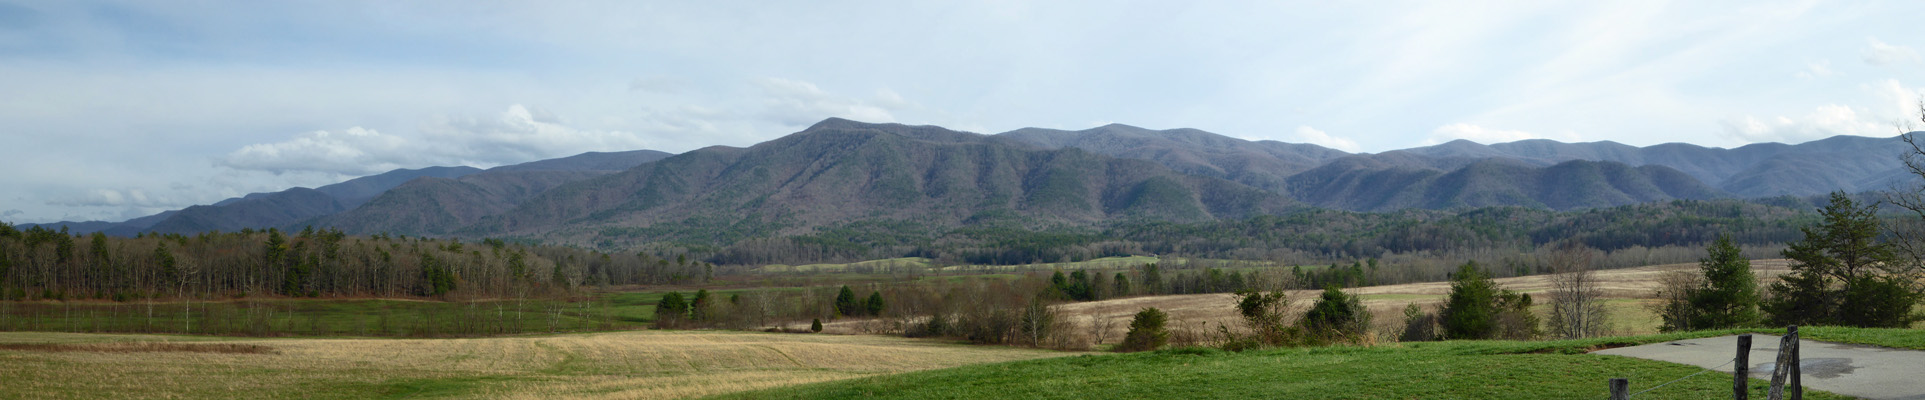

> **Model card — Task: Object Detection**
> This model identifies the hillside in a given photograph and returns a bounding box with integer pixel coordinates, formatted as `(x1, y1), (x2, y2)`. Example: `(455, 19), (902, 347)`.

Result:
(1286, 158), (1726, 211)
(997, 124), (1351, 192)
(144, 166), (482, 234)
(1398, 134), (1924, 197)
(463, 119), (1297, 247)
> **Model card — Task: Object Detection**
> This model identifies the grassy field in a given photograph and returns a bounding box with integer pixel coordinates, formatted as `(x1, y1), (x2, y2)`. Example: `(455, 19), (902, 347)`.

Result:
(0, 330), (1070, 399)
(0, 294), (660, 337)
(1051, 260), (1802, 345)
(708, 329), (1893, 400)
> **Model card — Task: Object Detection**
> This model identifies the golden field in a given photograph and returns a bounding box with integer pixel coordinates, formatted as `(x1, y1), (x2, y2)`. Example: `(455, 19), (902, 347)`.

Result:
(0, 330), (1069, 399)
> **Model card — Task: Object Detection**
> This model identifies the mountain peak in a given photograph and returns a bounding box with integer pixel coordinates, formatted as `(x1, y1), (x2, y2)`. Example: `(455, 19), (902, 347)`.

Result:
(805, 117), (870, 131)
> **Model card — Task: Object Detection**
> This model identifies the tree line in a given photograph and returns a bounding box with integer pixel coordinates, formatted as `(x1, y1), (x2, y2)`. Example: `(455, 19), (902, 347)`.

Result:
(0, 225), (715, 302)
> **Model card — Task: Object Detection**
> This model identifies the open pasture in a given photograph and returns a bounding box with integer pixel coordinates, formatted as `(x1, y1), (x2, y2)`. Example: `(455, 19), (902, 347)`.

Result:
(0, 330), (1069, 399)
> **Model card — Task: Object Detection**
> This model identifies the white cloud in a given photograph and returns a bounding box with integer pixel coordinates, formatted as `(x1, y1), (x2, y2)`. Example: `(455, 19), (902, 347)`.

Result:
(1720, 104), (1890, 144)
(1864, 37), (1922, 66)
(221, 104), (652, 176)
(1796, 60), (1833, 79)
(1880, 79), (1925, 123)
(1292, 126), (1360, 152)
(1426, 123), (1569, 145)
(754, 77), (898, 126)
(45, 188), (181, 208)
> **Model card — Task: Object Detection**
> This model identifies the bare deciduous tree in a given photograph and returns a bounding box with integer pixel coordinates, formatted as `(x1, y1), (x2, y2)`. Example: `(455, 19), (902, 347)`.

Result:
(1546, 241), (1610, 339)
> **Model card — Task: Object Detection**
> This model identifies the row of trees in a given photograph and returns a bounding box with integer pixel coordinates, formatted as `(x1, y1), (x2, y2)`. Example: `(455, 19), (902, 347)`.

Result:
(1658, 193), (1925, 331)
(692, 197), (1818, 267)
(0, 225), (716, 301)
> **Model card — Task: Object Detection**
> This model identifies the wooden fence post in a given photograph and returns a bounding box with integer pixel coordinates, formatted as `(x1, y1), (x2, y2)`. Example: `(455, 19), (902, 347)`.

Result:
(1609, 378), (1629, 400)
(1768, 325), (1800, 400)
(1788, 326), (1800, 400)
(1735, 334), (1752, 400)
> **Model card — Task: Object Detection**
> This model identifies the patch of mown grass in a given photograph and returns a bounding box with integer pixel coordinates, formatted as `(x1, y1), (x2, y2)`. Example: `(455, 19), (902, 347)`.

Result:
(707, 329), (1890, 400)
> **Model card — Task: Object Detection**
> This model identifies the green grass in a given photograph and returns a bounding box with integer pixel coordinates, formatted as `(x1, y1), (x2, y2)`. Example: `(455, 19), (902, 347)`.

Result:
(708, 328), (1925, 400)
(0, 295), (649, 337)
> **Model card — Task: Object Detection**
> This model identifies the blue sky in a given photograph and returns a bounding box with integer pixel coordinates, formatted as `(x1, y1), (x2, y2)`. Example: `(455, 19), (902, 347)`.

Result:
(2, 0), (1923, 224)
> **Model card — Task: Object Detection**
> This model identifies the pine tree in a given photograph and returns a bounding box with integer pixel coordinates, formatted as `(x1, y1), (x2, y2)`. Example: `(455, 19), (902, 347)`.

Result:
(1688, 235), (1760, 329)
(1116, 307), (1169, 352)
(864, 291), (885, 316)
(1112, 273), (1131, 296)
(833, 285), (858, 318)
(690, 289), (711, 321)
(654, 292), (688, 328)
(1439, 262), (1498, 340)
(810, 318), (823, 333)
(1140, 264), (1164, 295)
(1764, 192), (1924, 328)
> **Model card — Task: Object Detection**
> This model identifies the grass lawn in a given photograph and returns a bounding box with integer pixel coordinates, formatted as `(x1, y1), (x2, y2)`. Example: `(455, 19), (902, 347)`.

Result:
(707, 328), (1925, 400)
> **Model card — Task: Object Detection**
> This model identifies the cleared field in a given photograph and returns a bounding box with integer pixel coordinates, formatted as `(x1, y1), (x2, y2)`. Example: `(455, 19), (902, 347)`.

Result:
(1053, 260), (1799, 344)
(0, 330), (1069, 399)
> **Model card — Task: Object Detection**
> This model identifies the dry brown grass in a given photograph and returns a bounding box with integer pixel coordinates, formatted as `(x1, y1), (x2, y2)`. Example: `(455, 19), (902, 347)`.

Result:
(0, 330), (1069, 399)
(0, 342), (277, 354)
(1054, 260), (1798, 344)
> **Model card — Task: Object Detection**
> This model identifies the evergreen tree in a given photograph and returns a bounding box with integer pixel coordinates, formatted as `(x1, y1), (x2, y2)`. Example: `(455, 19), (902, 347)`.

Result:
(1439, 262), (1498, 340)
(1116, 307), (1169, 352)
(1688, 235), (1760, 329)
(833, 285), (859, 317)
(153, 243), (179, 285)
(1301, 286), (1370, 342)
(810, 318), (823, 333)
(690, 289), (712, 321)
(1764, 192), (1925, 328)
(1438, 261), (1537, 340)
(654, 292), (688, 328)
(864, 291), (885, 316)
(1112, 273), (1131, 296)
(1140, 263), (1164, 295)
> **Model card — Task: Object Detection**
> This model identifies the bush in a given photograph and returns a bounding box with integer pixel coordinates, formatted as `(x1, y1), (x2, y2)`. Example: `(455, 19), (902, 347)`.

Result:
(1400, 303), (1437, 342)
(810, 318), (823, 333)
(1440, 261), (1539, 340)
(1115, 307), (1169, 352)
(1302, 286), (1370, 344)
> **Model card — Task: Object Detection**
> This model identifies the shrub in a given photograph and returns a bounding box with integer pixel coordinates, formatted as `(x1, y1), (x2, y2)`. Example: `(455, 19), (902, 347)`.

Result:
(1302, 286), (1370, 343)
(810, 318), (823, 333)
(1115, 307), (1169, 352)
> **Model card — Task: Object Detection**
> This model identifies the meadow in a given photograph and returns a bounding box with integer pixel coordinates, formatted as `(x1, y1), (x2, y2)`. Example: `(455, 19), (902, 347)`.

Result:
(0, 330), (1068, 399)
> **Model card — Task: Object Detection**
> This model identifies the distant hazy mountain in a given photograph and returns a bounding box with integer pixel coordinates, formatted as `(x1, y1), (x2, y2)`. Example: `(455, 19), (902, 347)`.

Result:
(16, 209), (174, 236)
(996, 124), (1351, 192)
(1287, 158), (1723, 211)
(1395, 134), (1922, 197)
(452, 118), (1295, 246)
(27, 118), (1917, 249)
(143, 150), (674, 235)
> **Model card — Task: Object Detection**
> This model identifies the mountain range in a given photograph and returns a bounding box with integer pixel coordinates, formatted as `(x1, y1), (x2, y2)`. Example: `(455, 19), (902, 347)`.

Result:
(16, 118), (1920, 250)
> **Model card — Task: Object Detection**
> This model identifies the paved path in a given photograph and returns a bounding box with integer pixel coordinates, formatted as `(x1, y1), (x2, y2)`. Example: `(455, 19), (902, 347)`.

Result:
(1595, 335), (1925, 399)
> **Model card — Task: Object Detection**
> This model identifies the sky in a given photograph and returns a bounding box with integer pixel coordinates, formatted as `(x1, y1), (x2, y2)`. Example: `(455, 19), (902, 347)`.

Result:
(2, 1), (1923, 224)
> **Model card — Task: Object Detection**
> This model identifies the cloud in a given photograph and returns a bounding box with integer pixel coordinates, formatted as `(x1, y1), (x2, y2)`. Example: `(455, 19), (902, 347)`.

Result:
(2, 209), (22, 217)
(1863, 37), (1922, 66)
(1426, 123), (1567, 145)
(754, 77), (898, 126)
(1796, 60), (1833, 79)
(45, 188), (180, 208)
(1292, 126), (1361, 152)
(1720, 104), (1890, 144)
(220, 105), (652, 176)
